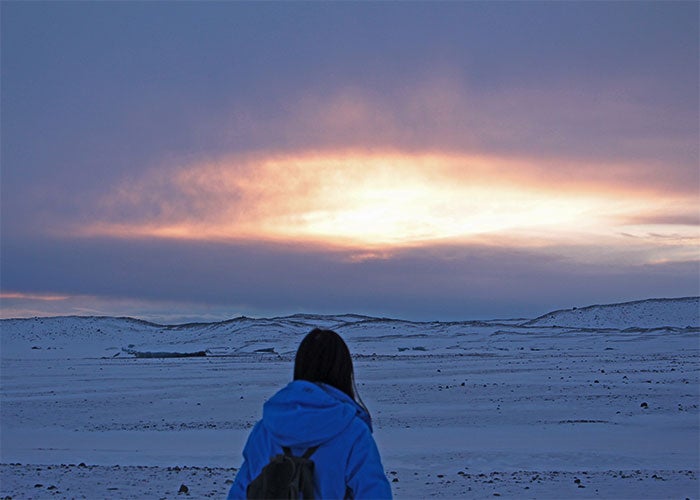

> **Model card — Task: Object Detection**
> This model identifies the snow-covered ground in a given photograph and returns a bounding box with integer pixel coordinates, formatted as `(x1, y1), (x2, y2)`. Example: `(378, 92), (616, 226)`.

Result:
(1, 297), (698, 498)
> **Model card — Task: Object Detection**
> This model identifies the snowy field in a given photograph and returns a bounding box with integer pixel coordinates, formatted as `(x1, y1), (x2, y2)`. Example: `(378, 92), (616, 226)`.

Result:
(1, 297), (698, 499)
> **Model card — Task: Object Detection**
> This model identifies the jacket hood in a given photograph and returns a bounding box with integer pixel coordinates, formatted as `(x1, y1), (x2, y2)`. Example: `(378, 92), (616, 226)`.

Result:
(261, 380), (371, 448)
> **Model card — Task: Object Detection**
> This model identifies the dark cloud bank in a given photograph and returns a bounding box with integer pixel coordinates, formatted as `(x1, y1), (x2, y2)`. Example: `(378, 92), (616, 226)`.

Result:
(3, 236), (697, 321)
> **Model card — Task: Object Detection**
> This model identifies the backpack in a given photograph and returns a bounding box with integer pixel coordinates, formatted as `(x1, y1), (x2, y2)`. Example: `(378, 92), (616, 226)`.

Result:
(247, 445), (320, 500)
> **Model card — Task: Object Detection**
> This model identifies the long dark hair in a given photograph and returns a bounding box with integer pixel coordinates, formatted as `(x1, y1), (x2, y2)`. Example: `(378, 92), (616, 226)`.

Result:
(294, 328), (369, 416)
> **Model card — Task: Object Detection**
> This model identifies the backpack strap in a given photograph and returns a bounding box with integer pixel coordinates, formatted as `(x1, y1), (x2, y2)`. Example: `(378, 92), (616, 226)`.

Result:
(302, 445), (320, 459)
(280, 445), (319, 459)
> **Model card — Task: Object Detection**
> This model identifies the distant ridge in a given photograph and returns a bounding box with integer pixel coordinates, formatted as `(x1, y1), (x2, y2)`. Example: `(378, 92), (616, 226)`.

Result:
(523, 297), (699, 329)
(2, 297), (697, 360)
(2, 297), (697, 330)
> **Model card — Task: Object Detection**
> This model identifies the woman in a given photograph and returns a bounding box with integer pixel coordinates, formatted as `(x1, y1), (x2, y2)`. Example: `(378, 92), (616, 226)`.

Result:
(228, 328), (392, 499)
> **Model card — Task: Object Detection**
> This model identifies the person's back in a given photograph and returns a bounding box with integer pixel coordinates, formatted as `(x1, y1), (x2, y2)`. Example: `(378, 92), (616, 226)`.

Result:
(227, 329), (392, 499)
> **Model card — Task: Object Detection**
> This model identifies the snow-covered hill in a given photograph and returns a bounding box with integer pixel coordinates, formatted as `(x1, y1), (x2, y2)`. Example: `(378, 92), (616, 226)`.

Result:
(1, 297), (698, 498)
(0, 313), (483, 359)
(1, 297), (697, 360)
(524, 297), (699, 329)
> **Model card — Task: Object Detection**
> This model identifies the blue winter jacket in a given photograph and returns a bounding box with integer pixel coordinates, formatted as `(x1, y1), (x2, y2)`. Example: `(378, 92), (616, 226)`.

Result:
(228, 380), (392, 499)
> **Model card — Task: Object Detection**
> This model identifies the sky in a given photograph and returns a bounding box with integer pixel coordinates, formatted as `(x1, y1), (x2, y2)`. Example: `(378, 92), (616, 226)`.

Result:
(1, 1), (698, 323)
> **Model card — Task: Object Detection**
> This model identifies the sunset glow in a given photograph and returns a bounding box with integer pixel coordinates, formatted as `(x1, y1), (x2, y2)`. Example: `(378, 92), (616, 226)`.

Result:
(3, 2), (697, 320)
(0, 292), (70, 301)
(76, 151), (699, 256)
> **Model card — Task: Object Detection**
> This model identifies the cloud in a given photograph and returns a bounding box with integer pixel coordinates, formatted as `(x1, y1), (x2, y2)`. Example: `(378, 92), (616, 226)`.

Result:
(2, 235), (698, 321)
(8, 74), (697, 247)
(221, 77), (698, 195)
(59, 146), (696, 269)
(0, 292), (70, 301)
(620, 212), (700, 227)
(3, 4), (696, 322)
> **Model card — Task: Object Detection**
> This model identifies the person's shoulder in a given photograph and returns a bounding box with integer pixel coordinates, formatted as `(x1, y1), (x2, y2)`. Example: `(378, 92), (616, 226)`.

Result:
(242, 420), (267, 450)
(249, 419), (265, 434)
(324, 410), (371, 450)
(346, 412), (373, 443)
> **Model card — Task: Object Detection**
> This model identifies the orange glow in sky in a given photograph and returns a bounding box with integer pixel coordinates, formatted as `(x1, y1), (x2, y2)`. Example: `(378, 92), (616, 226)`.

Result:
(0, 292), (70, 301)
(76, 150), (699, 262)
